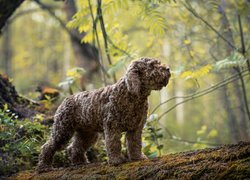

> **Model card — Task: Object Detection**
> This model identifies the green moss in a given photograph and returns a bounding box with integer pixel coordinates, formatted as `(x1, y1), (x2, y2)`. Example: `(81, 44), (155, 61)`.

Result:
(10, 142), (250, 180)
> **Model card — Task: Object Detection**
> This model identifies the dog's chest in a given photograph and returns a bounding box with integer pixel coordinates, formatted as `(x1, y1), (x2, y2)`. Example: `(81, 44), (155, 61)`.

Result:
(118, 99), (148, 130)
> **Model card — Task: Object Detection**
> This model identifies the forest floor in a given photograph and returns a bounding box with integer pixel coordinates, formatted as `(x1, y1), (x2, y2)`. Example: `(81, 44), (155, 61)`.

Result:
(10, 141), (250, 180)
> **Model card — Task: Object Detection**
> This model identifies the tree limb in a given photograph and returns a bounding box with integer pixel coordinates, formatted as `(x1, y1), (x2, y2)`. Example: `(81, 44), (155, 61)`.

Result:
(97, 0), (117, 82)
(151, 69), (250, 120)
(182, 1), (237, 51)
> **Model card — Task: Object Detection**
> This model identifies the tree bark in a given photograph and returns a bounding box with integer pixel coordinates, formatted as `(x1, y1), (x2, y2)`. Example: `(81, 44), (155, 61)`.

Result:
(64, 0), (100, 89)
(219, 85), (240, 143)
(2, 24), (13, 76)
(0, 0), (24, 32)
(0, 74), (37, 118)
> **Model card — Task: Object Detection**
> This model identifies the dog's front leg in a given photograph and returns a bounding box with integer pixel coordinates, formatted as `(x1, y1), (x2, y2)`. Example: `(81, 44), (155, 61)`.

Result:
(104, 125), (126, 165)
(126, 128), (147, 161)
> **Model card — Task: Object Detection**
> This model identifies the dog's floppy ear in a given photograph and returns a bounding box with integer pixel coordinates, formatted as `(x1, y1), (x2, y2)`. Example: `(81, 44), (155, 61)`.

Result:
(125, 62), (141, 95)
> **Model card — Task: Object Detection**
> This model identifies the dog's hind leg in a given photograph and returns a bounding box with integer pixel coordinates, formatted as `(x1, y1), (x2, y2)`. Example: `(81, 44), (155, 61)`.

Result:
(67, 131), (98, 165)
(37, 109), (75, 172)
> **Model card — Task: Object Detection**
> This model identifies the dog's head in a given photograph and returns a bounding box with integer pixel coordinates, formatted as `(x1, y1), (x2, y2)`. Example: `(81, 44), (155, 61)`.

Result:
(125, 57), (171, 95)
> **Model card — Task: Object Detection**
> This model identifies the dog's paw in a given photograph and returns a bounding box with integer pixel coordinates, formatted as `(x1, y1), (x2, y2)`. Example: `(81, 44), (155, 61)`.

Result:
(108, 155), (127, 166)
(36, 164), (52, 173)
(140, 153), (148, 160)
(129, 153), (148, 161)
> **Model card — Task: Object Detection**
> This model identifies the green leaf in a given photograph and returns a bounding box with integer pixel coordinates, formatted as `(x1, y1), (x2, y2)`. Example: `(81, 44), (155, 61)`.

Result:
(157, 144), (164, 150)
(3, 104), (8, 111)
(107, 57), (126, 75)
(197, 125), (207, 135)
(142, 8), (167, 36)
(215, 51), (247, 70)
(58, 77), (75, 88)
(148, 151), (158, 158)
(156, 133), (163, 138)
(207, 129), (218, 139)
(143, 144), (152, 153)
(148, 114), (159, 122)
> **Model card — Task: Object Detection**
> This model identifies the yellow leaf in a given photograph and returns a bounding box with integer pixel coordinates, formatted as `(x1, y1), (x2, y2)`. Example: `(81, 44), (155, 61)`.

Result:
(79, 24), (91, 33)
(190, 50), (195, 57)
(197, 125), (207, 135)
(184, 39), (191, 45)
(67, 69), (81, 79)
(82, 32), (93, 43)
(180, 71), (193, 78)
(207, 129), (218, 139)
(180, 65), (212, 79)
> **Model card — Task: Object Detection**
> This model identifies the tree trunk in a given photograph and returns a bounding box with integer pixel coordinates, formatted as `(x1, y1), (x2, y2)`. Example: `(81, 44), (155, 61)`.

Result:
(0, 74), (38, 118)
(64, 0), (100, 90)
(219, 85), (240, 143)
(2, 24), (12, 76)
(0, 0), (38, 118)
(0, 0), (24, 32)
(218, 0), (249, 141)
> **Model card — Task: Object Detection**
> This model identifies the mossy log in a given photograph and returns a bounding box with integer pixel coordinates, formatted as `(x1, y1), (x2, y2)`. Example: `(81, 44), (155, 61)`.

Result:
(0, 74), (38, 118)
(10, 141), (250, 180)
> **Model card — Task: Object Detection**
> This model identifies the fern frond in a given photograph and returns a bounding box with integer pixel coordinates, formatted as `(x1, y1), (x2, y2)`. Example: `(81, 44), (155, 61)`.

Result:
(104, 0), (129, 13)
(205, 0), (220, 11)
(142, 8), (167, 36)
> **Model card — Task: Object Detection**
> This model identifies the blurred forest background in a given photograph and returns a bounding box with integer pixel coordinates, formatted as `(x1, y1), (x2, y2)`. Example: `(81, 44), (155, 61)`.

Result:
(0, 0), (250, 177)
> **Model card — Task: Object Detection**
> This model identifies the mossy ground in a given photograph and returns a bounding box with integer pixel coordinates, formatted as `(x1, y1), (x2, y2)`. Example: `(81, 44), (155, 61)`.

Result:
(10, 141), (250, 180)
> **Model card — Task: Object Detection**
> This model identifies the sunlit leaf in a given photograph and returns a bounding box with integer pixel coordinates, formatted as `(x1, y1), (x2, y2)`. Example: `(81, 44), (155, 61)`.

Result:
(197, 125), (207, 135)
(82, 32), (94, 43)
(181, 65), (213, 79)
(184, 39), (191, 45)
(207, 129), (218, 139)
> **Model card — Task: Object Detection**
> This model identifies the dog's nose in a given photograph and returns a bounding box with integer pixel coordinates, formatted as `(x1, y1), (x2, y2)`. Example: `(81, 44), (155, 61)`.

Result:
(165, 66), (171, 78)
(166, 66), (170, 71)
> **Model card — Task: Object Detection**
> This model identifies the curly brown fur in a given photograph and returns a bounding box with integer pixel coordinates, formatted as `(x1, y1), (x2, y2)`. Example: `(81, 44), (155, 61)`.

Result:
(37, 57), (171, 172)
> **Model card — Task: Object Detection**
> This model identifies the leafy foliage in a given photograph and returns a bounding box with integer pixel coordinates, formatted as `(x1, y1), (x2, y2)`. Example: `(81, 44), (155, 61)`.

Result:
(143, 114), (164, 158)
(58, 67), (85, 94)
(0, 107), (48, 176)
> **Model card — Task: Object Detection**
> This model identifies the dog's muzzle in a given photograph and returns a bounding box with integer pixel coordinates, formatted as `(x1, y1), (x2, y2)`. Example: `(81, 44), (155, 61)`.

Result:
(162, 66), (171, 86)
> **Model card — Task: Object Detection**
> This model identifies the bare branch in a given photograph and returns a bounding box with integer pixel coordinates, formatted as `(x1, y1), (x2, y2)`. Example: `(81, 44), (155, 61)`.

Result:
(88, 0), (108, 85)
(9, 6), (60, 23)
(151, 69), (250, 121)
(157, 121), (222, 146)
(182, 1), (237, 51)
(234, 68), (250, 121)
(97, 0), (117, 82)
(167, 136), (222, 146)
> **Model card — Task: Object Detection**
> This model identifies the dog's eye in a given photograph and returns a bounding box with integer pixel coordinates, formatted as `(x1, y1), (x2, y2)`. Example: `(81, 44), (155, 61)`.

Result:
(159, 66), (165, 70)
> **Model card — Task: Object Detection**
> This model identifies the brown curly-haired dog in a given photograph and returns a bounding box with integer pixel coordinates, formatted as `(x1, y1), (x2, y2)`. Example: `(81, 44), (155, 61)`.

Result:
(37, 57), (171, 171)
